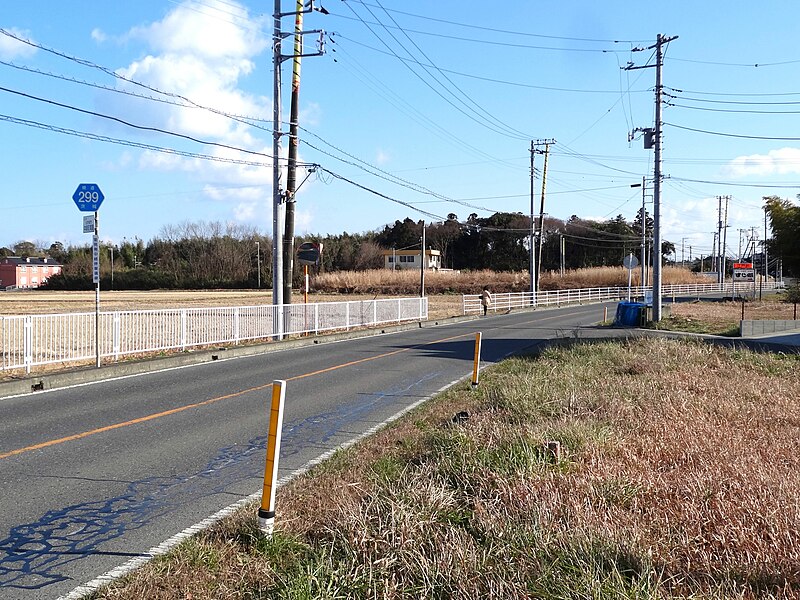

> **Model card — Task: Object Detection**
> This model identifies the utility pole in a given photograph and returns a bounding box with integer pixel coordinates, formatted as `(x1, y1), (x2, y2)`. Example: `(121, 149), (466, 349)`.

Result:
(282, 1), (326, 308)
(529, 141), (536, 304)
(272, 0), (326, 336)
(716, 196), (723, 284)
(256, 240), (261, 288)
(559, 234), (565, 277)
(680, 238), (686, 267)
(626, 34), (677, 322)
(537, 141), (554, 291)
(640, 177), (646, 287)
(712, 231), (718, 274)
(762, 205), (768, 300)
(272, 0), (285, 336)
(721, 195), (730, 285)
(420, 221), (426, 298)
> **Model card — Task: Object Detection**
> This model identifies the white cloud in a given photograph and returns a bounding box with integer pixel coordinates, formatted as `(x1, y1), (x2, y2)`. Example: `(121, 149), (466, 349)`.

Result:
(723, 147), (800, 177)
(375, 149), (390, 165)
(0, 27), (37, 60)
(104, 0), (280, 223)
(113, 0), (270, 143)
(91, 28), (108, 43)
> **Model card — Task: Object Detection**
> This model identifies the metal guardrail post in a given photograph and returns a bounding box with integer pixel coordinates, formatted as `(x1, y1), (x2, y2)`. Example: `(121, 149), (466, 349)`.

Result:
(113, 313), (121, 360)
(180, 309), (188, 351)
(23, 315), (32, 374)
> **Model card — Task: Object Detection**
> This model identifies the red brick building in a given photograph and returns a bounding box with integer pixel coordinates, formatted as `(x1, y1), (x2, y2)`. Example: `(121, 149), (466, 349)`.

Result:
(0, 257), (62, 289)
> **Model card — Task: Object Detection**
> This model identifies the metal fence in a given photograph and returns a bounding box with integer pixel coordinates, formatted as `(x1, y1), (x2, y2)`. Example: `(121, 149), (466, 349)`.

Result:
(0, 297), (428, 373)
(463, 282), (782, 315)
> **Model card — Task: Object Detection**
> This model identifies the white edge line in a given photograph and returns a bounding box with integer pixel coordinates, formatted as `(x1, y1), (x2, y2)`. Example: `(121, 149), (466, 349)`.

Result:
(58, 374), (467, 600)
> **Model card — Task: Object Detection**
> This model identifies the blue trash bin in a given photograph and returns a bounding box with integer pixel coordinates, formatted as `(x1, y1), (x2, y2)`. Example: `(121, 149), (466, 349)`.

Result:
(614, 301), (645, 326)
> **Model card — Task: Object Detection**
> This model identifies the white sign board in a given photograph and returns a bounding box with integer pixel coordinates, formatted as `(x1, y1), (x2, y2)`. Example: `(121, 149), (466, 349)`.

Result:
(92, 235), (100, 284)
(83, 215), (94, 234)
(733, 269), (755, 282)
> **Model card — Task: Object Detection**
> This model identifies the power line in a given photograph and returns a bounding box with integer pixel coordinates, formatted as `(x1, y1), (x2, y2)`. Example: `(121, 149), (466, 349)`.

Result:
(340, 3), (530, 141)
(333, 37), (649, 93)
(665, 121), (800, 141)
(335, 1), (648, 44)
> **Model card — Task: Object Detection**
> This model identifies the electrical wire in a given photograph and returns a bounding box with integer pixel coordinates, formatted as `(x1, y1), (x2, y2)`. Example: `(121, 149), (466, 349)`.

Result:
(335, 35), (645, 94)
(665, 121), (800, 141)
(335, 1), (648, 44)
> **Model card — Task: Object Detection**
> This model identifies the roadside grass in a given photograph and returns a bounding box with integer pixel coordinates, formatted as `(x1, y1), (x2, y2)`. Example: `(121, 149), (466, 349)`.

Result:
(648, 298), (796, 336)
(91, 338), (800, 599)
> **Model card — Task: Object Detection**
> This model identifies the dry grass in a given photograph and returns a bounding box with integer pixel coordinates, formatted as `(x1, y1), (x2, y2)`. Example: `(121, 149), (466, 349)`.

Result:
(654, 297), (797, 336)
(0, 267), (712, 317)
(312, 266), (711, 295)
(93, 338), (800, 599)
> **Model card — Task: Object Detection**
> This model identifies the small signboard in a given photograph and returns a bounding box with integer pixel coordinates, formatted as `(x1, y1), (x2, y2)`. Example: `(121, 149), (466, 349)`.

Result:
(733, 269), (755, 282)
(92, 235), (100, 284)
(83, 215), (94, 234)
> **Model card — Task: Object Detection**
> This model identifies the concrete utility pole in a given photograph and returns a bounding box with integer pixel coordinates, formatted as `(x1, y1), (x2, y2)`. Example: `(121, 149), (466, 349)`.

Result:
(272, 0), (285, 334)
(272, 0), (326, 335)
(529, 139), (555, 298)
(721, 195), (730, 284)
(529, 141), (536, 303)
(420, 221), (426, 298)
(640, 177), (646, 287)
(626, 34), (677, 322)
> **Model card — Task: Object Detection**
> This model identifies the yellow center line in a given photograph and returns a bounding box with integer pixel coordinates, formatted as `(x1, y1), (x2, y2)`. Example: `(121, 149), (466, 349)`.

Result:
(0, 330), (472, 461)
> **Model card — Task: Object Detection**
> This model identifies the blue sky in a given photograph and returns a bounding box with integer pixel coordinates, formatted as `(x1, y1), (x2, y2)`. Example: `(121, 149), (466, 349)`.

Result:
(2, 1), (799, 261)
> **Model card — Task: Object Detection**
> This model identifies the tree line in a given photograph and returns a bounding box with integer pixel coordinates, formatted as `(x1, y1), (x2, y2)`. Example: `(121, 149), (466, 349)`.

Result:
(10, 199), (799, 291)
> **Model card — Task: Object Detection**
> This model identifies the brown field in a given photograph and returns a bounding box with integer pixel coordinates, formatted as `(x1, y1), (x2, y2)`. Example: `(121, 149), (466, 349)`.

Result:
(0, 290), (463, 321)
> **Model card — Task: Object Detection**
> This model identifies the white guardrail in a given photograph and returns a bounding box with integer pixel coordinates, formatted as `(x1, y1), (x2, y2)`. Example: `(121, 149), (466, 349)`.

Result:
(463, 282), (782, 315)
(0, 297), (428, 373)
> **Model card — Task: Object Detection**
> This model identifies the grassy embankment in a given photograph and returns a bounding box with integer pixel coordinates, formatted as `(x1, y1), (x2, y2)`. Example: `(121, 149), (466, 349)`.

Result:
(92, 337), (800, 599)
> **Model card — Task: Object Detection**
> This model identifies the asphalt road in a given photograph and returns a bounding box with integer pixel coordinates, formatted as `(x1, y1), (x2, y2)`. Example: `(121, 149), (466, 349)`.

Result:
(0, 302), (611, 599)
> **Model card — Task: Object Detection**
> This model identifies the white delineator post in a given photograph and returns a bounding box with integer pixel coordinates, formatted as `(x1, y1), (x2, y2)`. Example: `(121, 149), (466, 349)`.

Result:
(258, 380), (287, 536)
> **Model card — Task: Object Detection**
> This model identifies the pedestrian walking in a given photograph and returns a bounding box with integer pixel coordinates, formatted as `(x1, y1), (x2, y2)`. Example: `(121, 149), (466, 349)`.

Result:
(481, 287), (492, 315)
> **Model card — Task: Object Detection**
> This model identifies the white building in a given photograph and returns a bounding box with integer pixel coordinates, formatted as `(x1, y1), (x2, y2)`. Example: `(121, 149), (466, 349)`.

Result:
(382, 249), (441, 271)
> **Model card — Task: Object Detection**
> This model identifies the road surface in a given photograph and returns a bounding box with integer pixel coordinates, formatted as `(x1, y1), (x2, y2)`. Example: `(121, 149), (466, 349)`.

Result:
(0, 303), (610, 599)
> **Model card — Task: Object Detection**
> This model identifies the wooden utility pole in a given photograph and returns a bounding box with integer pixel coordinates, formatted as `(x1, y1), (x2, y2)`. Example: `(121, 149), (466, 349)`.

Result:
(537, 142), (553, 292)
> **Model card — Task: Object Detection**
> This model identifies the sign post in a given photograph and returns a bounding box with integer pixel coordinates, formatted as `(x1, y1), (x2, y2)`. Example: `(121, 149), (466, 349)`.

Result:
(733, 262), (755, 299)
(623, 253), (640, 302)
(73, 184), (105, 368)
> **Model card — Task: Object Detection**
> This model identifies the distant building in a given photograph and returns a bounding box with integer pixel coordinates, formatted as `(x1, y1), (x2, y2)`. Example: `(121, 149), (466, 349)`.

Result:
(382, 249), (441, 271)
(0, 257), (63, 289)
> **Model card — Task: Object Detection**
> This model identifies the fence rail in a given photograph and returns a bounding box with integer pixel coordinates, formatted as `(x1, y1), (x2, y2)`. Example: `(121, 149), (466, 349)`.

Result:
(1, 297), (428, 373)
(463, 282), (783, 315)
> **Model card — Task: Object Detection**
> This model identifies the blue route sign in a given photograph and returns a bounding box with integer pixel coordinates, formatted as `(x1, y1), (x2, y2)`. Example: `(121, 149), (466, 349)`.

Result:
(72, 183), (105, 212)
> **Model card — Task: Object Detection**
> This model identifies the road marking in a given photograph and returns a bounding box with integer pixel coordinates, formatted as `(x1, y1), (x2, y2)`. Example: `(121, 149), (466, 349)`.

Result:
(58, 375), (466, 600)
(0, 331), (471, 461)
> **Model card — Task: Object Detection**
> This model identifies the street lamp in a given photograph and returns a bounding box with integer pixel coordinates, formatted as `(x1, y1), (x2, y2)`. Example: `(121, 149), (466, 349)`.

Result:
(256, 241), (261, 289)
